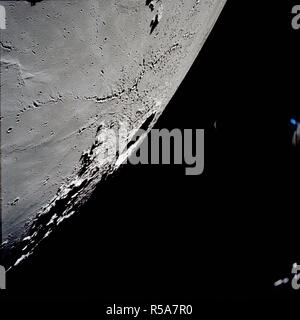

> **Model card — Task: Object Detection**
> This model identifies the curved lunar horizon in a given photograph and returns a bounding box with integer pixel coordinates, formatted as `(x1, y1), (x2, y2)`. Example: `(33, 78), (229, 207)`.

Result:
(0, 0), (227, 269)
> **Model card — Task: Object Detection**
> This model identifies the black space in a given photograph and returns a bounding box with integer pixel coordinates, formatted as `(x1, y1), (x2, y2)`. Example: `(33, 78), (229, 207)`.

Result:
(1, 0), (299, 308)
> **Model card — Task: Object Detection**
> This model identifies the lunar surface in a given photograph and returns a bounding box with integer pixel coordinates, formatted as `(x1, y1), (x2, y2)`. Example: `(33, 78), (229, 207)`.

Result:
(0, 0), (226, 269)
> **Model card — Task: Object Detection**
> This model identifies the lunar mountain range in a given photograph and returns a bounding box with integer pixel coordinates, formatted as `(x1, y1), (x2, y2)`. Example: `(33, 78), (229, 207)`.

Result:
(0, 0), (227, 270)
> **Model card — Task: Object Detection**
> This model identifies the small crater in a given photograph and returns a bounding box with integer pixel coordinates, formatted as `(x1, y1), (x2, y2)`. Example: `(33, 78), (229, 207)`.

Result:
(43, 177), (50, 185)
(26, 0), (43, 6)
(7, 127), (13, 134)
(146, 0), (155, 11)
(0, 41), (13, 51)
(33, 101), (40, 108)
(150, 14), (159, 34)
(10, 197), (20, 206)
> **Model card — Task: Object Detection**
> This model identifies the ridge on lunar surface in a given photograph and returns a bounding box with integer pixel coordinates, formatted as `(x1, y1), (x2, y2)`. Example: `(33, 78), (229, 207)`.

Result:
(0, 0), (227, 269)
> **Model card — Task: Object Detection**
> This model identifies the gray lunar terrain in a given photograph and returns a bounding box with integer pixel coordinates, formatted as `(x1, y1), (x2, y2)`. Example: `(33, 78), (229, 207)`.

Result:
(0, 0), (226, 269)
